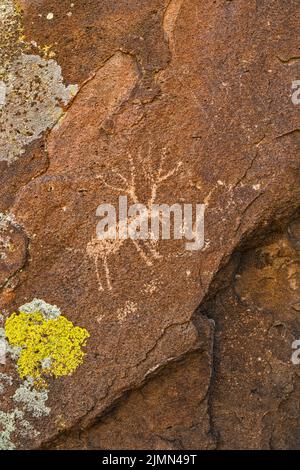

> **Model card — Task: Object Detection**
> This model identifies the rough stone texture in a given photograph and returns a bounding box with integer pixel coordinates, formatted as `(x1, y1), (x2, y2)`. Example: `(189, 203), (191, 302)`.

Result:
(201, 219), (300, 449)
(46, 346), (216, 450)
(0, 0), (300, 449)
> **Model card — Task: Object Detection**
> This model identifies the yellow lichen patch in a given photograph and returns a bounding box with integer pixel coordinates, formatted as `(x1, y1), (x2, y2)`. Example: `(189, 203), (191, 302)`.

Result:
(5, 311), (89, 383)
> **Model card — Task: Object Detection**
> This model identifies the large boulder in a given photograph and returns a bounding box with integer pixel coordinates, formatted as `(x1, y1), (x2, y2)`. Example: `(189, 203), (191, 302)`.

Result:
(0, 0), (299, 449)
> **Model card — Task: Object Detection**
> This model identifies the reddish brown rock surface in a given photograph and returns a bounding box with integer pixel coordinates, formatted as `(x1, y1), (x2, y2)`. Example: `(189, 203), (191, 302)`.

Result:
(46, 347), (216, 450)
(0, 0), (300, 450)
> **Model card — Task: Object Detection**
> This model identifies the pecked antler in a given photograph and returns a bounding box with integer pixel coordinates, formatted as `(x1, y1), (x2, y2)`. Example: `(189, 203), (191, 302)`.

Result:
(148, 148), (183, 206)
(96, 154), (139, 204)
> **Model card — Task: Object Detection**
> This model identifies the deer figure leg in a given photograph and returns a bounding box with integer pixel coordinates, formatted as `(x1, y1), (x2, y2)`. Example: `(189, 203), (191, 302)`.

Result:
(131, 239), (154, 267)
(103, 255), (112, 291)
(93, 253), (104, 292)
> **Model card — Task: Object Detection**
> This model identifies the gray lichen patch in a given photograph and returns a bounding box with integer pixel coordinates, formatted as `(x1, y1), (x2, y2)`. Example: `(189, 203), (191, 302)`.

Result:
(0, 53), (77, 163)
(19, 298), (61, 320)
(0, 0), (78, 164)
(0, 372), (13, 393)
(0, 409), (38, 450)
(0, 0), (23, 72)
(13, 378), (50, 418)
(0, 213), (15, 262)
(0, 326), (21, 361)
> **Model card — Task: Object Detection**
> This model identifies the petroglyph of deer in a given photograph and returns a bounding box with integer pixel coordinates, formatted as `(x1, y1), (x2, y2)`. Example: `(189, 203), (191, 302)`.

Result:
(87, 149), (183, 291)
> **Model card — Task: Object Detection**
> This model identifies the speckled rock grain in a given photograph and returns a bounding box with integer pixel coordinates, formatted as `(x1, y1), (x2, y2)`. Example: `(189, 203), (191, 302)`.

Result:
(0, 0), (300, 450)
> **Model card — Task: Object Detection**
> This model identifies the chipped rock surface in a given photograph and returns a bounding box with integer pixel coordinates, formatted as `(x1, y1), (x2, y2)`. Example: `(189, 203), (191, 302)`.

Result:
(0, 0), (300, 449)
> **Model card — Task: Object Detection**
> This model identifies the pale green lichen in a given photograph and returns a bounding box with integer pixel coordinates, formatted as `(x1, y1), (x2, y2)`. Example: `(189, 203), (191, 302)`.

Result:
(0, 0), (78, 163)
(0, 80), (6, 105)
(0, 372), (13, 393)
(13, 378), (50, 418)
(19, 298), (61, 320)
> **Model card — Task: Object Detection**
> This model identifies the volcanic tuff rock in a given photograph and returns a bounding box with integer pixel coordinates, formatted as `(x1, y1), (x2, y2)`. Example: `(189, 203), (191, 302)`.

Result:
(0, 0), (300, 449)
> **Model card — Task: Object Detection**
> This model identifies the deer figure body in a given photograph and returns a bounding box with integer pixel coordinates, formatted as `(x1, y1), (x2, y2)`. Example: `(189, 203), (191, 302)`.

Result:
(87, 150), (182, 291)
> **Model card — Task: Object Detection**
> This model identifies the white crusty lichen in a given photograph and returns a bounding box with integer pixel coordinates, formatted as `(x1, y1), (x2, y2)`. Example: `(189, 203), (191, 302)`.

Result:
(0, 212), (16, 231)
(0, 371), (48, 449)
(41, 357), (52, 370)
(13, 378), (50, 418)
(0, 372), (13, 394)
(0, 410), (19, 450)
(19, 298), (61, 320)
(0, 0), (78, 163)
(0, 213), (17, 264)
(0, 409), (38, 450)
(0, 326), (21, 361)
(0, 53), (78, 163)
(0, 0), (21, 69)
